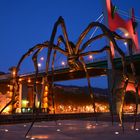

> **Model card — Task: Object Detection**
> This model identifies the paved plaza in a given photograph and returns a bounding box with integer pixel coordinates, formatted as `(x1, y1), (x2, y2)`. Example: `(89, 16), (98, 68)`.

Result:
(0, 120), (140, 140)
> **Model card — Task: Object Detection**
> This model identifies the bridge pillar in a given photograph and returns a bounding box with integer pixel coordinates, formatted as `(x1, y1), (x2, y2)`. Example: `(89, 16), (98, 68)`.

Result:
(27, 85), (34, 108)
(107, 70), (127, 114)
(107, 69), (116, 113)
(41, 77), (54, 114)
(9, 67), (21, 114)
(17, 83), (22, 113)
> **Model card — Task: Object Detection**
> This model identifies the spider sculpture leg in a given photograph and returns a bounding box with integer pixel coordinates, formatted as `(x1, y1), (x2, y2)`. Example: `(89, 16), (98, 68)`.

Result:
(118, 75), (129, 132)
(49, 36), (68, 115)
(107, 34), (129, 130)
(112, 34), (139, 129)
(127, 39), (139, 129)
(25, 48), (43, 137)
(32, 48), (43, 110)
(76, 21), (127, 73)
(134, 81), (139, 129)
(46, 17), (71, 75)
(79, 56), (97, 122)
(76, 22), (128, 127)
(79, 46), (113, 121)
(51, 50), (57, 114)
(25, 42), (62, 137)
(44, 50), (58, 127)
(79, 34), (107, 53)
(112, 33), (139, 131)
(79, 33), (116, 125)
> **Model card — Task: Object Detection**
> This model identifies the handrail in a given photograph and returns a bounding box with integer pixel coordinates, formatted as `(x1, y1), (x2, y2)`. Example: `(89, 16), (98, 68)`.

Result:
(19, 53), (140, 77)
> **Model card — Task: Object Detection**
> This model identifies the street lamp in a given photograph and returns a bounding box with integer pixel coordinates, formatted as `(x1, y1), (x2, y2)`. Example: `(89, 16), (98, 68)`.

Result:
(124, 33), (129, 37)
(27, 78), (31, 83)
(38, 63), (42, 68)
(40, 57), (44, 61)
(61, 61), (65, 66)
(124, 42), (127, 46)
(89, 55), (93, 60)
(88, 55), (93, 62)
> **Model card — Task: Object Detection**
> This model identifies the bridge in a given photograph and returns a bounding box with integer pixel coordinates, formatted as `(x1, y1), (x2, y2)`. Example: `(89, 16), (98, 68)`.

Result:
(16, 53), (140, 82)
(1, 53), (140, 86)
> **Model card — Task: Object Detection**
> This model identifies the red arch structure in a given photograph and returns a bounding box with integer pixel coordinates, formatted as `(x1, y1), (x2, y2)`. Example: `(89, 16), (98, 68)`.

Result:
(104, 0), (139, 56)
(104, 0), (140, 94)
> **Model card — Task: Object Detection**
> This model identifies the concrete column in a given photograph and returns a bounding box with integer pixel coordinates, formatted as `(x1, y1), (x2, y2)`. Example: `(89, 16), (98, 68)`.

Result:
(18, 83), (22, 113)
(107, 69), (116, 114)
(27, 86), (34, 108)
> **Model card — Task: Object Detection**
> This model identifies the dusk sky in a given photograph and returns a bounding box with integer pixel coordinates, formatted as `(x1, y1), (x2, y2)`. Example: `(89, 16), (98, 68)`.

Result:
(0, 0), (140, 88)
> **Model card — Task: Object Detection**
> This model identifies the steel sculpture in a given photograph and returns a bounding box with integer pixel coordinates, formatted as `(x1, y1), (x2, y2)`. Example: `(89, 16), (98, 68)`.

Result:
(45, 16), (128, 126)
(113, 33), (139, 130)
(0, 17), (139, 136)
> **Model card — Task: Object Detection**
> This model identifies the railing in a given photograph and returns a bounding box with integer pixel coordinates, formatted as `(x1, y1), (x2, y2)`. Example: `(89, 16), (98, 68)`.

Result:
(19, 56), (108, 77)
(18, 51), (139, 77)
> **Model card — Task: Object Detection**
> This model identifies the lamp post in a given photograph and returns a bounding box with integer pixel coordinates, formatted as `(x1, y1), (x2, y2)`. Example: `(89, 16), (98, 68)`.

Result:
(61, 61), (65, 67)
(88, 55), (93, 62)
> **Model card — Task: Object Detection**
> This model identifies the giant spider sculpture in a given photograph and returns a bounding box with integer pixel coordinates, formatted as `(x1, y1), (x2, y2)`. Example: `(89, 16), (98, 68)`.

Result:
(0, 16), (139, 136)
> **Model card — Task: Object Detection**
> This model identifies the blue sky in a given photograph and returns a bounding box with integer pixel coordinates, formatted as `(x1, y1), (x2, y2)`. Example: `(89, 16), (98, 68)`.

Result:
(0, 0), (140, 88)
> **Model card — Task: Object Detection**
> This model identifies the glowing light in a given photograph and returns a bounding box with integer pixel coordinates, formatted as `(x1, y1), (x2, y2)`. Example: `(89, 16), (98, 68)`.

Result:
(43, 86), (49, 108)
(45, 86), (48, 91)
(118, 123), (122, 127)
(56, 129), (60, 132)
(131, 126), (134, 130)
(40, 57), (44, 61)
(86, 124), (92, 129)
(30, 137), (35, 140)
(115, 131), (119, 135)
(16, 108), (21, 113)
(5, 129), (8, 132)
(58, 123), (62, 126)
(30, 135), (49, 139)
(22, 108), (25, 112)
(55, 103), (109, 114)
(136, 128), (139, 131)
(95, 123), (98, 126)
(28, 78), (31, 83)
(22, 100), (29, 108)
(19, 78), (22, 82)
(124, 33), (129, 37)
(124, 42), (127, 45)
(38, 63), (42, 67)
(93, 126), (96, 128)
(129, 106), (133, 110)
(12, 70), (16, 76)
(24, 125), (26, 127)
(61, 61), (65, 66)
(3, 106), (12, 114)
(89, 55), (93, 60)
